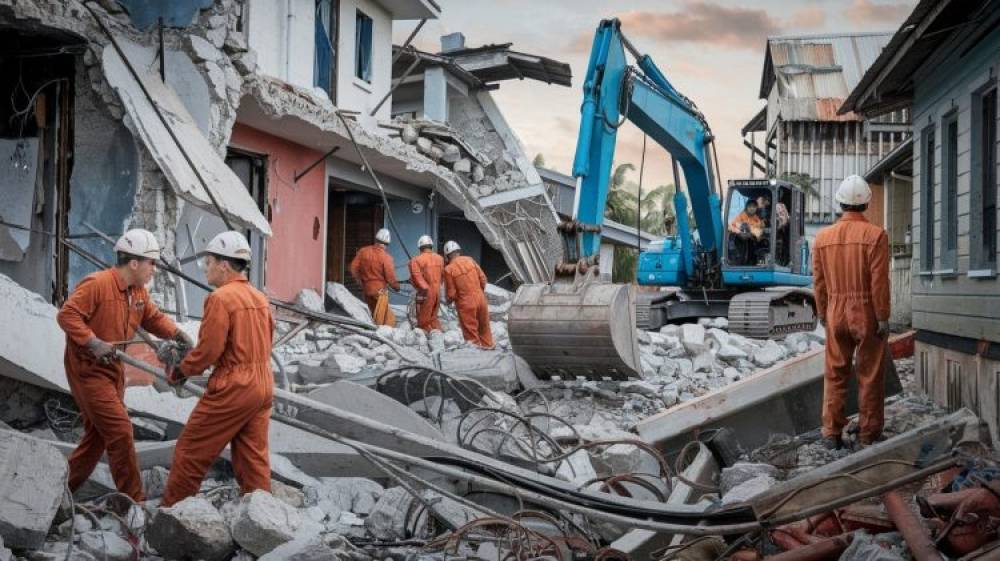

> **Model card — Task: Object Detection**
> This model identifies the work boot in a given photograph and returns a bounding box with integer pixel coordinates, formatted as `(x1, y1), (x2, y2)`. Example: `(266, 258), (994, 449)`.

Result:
(821, 436), (843, 450)
(858, 434), (886, 449)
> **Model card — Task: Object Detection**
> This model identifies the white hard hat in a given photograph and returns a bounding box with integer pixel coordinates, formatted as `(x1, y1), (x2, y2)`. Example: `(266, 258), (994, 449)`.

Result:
(375, 228), (391, 244)
(835, 175), (872, 206)
(443, 240), (461, 255)
(417, 235), (434, 249)
(114, 229), (160, 260)
(204, 231), (252, 262)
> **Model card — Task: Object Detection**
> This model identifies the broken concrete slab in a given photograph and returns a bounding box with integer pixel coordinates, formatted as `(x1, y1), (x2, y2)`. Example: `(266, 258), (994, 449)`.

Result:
(295, 289), (325, 313)
(296, 355), (343, 384)
(636, 346), (902, 460)
(147, 496), (235, 561)
(325, 282), (373, 325)
(0, 273), (69, 393)
(0, 430), (68, 549)
(308, 381), (444, 440)
(365, 486), (415, 540)
(433, 347), (532, 392)
(719, 463), (781, 496)
(231, 490), (304, 557)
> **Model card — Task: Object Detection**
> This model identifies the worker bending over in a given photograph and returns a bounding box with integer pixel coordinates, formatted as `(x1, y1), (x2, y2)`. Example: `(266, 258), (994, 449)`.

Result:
(57, 229), (190, 502)
(728, 199), (765, 265)
(814, 175), (890, 449)
(161, 231), (274, 506)
(443, 241), (494, 348)
(350, 228), (399, 326)
(408, 235), (444, 332)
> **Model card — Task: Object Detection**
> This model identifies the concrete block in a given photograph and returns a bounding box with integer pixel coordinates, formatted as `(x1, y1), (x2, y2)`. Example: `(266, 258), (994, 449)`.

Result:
(308, 381), (443, 440)
(434, 348), (528, 392)
(752, 340), (786, 367)
(365, 486), (414, 540)
(681, 324), (707, 355)
(719, 463), (780, 496)
(441, 143), (461, 163)
(0, 430), (68, 549)
(332, 353), (365, 374)
(304, 477), (384, 520)
(473, 164), (485, 182)
(295, 289), (325, 313)
(555, 450), (597, 486)
(401, 124), (419, 144)
(325, 282), (373, 324)
(231, 491), (303, 556)
(722, 474), (776, 505)
(271, 480), (305, 508)
(297, 355), (342, 384)
(453, 158), (472, 174)
(0, 273), (69, 393)
(416, 136), (433, 154)
(79, 531), (133, 561)
(148, 497), (234, 561)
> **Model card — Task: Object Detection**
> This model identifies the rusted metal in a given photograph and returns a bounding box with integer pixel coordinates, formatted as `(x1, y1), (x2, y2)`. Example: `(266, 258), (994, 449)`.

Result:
(765, 533), (853, 561)
(883, 491), (945, 561)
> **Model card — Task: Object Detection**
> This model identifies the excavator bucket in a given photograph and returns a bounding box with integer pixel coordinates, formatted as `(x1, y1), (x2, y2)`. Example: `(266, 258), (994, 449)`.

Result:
(508, 279), (642, 380)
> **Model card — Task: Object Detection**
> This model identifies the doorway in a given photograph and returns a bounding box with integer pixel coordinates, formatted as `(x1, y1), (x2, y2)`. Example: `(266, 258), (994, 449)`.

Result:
(326, 188), (384, 298)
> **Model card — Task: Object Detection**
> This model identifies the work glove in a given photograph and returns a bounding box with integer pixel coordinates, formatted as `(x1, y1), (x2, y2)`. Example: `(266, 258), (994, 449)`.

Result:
(172, 329), (194, 350)
(85, 338), (116, 364)
(165, 363), (185, 387)
(877, 320), (890, 338)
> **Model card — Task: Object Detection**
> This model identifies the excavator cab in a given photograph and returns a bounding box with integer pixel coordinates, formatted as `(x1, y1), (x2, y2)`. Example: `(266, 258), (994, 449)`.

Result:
(721, 179), (811, 278)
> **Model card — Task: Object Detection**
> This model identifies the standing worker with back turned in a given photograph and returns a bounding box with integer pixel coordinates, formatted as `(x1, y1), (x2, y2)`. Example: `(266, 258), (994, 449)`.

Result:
(408, 235), (444, 332)
(350, 228), (400, 326)
(443, 241), (494, 348)
(57, 229), (191, 502)
(161, 231), (274, 506)
(814, 175), (890, 450)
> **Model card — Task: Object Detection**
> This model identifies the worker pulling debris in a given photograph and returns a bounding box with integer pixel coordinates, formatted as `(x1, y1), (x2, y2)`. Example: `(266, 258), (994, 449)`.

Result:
(56, 228), (191, 503)
(408, 234), (444, 332)
(160, 231), (275, 506)
(350, 228), (400, 326)
(443, 241), (494, 349)
(814, 175), (891, 450)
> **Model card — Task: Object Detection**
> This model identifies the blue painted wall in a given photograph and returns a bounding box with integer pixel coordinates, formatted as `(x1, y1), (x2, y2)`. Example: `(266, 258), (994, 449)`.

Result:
(385, 198), (437, 305)
(116, 0), (213, 30)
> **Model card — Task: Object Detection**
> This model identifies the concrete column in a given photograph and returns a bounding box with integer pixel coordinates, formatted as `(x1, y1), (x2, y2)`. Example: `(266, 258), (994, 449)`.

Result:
(423, 66), (448, 123)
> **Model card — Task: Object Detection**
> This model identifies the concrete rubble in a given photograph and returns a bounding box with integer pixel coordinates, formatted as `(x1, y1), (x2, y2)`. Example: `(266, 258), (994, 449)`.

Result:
(147, 496), (235, 561)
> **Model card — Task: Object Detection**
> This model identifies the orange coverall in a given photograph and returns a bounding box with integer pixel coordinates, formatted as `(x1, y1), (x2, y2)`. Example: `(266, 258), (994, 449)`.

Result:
(161, 277), (275, 507)
(350, 244), (400, 324)
(444, 255), (494, 348)
(813, 211), (890, 443)
(728, 211), (765, 238)
(57, 268), (180, 501)
(409, 250), (444, 332)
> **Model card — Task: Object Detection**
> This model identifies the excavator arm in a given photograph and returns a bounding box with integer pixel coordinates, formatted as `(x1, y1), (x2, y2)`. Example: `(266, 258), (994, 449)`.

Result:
(570, 18), (723, 280)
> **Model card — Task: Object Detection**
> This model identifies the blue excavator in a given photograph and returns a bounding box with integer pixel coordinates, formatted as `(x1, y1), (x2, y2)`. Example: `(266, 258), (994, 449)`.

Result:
(509, 18), (816, 380)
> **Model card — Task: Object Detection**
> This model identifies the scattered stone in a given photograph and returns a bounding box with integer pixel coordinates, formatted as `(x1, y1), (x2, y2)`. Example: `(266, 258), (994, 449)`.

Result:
(365, 487), (416, 540)
(79, 531), (133, 561)
(453, 158), (472, 174)
(271, 480), (305, 508)
(305, 478), (384, 520)
(401, 124), (419, 144)
(231, 490), (304, 556)
(473, 164), (485, 182)
(752, 340), (786, 368)
(148, 497), (234, 561)
(297, 355), (343, 384)
(441, 143), (461, 163)
(555, 450), (597, 486)
(332, 353), (366, 374)
(692, 352), (714, 373)
(0, 430), (68, 549)
(719, 462), (781, 496)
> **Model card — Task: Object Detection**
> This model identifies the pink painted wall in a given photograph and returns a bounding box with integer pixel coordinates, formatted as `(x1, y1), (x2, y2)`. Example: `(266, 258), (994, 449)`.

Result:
(230, 123), (326, 302)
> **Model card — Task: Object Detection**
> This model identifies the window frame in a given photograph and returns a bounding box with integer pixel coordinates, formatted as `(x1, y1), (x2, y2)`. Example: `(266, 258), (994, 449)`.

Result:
(940, 110), (959, 272)
(313, 0), (339, 104)
(970, 83), (998, 276)
(920, 123), (937, 274)
(354, 9), (373, 83)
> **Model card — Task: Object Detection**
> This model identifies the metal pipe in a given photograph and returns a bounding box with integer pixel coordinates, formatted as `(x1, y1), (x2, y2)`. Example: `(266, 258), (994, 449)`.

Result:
(764, 533), (854, 561)
(369, 55), (420, 117)
(883, 491), (945, 561)
(294, 146), (339, 182)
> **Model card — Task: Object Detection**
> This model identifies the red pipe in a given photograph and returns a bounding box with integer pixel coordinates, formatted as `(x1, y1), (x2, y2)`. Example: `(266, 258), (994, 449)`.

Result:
(883, 491), (945, 561)
(764, 533), (854, 561)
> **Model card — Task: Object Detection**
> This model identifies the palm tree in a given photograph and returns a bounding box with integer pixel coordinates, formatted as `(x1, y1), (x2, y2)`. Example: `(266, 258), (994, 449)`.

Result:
(605, 163), (637, 225)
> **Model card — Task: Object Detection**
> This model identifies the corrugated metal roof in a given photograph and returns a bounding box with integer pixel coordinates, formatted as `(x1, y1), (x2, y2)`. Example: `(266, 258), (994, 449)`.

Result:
(759, 32), (893, 122)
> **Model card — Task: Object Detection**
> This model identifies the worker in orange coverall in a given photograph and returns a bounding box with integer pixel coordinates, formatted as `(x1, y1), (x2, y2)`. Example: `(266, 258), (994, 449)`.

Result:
(408, 235), (444, 332)
(443, 241), (494, 348)
(160, 231), (274, 507)
(57, 229), (191, 502)
(814, 175), (891, 450)
(350, 228), (400, 325)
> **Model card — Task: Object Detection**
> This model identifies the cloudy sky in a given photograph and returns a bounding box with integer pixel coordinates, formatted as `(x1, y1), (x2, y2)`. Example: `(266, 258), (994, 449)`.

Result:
(393, 0), (915, 190)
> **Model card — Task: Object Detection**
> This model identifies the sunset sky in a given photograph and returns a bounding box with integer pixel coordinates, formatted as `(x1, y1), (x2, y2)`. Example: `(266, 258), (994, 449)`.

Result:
(394, 0), (915, 190)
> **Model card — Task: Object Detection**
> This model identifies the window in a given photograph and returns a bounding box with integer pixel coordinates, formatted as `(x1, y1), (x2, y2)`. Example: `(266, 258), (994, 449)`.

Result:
(920, 124), (936, 272)
(314, 0), (338, 102)
(941, 112), (958, 270)
(354, 10), (373, 83)
(971, 87), (998, 272)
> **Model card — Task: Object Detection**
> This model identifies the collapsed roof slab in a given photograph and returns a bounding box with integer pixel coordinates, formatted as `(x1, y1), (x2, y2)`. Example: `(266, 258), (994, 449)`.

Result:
(0, 273), (69, 393)
(237, 75), (556, 284)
